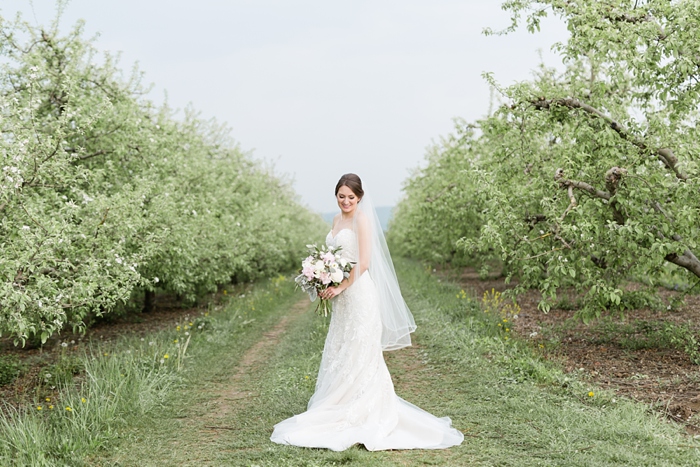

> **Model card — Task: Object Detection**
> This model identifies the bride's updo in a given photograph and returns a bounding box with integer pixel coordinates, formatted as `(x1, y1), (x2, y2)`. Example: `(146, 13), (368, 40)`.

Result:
(335, 173), (364, 199)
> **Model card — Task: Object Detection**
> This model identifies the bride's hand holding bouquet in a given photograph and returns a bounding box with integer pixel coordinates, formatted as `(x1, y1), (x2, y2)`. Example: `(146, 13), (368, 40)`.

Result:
(294, 244), (354, 316)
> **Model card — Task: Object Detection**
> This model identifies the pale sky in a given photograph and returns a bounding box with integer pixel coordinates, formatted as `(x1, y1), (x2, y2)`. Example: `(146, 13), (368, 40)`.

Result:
(2, 1), (568, 213)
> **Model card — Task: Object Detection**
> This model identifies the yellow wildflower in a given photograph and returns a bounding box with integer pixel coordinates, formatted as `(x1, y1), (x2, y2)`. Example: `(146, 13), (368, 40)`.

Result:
(49, 405), (54, 410)
(36, 406), (42, 411)
(588, 391), (594, 397)
(45, 397), (50, 402)
(81, 398), (87, 404)
(65, 406), (72, 412)
(164, 354), (169, 359)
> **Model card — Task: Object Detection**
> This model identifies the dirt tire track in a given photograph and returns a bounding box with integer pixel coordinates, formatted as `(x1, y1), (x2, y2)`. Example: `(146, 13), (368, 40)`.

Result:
(201, 298), (310, 424)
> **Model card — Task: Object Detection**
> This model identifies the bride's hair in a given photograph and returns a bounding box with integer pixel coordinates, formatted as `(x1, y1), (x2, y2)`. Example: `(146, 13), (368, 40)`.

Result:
(334, 173), (364, 199)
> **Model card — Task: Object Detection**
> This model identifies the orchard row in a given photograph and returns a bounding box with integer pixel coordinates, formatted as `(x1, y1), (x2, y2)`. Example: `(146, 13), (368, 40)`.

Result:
(0, 16), (326, 344)
(390, 0), (700, 320)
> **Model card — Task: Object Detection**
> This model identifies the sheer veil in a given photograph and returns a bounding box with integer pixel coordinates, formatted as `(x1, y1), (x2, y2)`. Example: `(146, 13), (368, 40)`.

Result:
(352, 193), (416, 351)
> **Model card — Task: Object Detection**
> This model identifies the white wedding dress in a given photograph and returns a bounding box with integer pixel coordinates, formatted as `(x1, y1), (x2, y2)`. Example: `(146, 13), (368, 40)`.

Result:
(270, 229), (464, 451)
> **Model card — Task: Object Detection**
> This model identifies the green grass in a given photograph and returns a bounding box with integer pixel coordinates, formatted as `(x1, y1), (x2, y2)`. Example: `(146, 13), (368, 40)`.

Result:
(98, 259), (700, 466)
(0, 276), (299, 466)
(5, 263), (700, 466)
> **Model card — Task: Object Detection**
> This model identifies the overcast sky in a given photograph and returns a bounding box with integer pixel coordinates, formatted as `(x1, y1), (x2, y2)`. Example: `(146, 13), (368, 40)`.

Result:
(2, 1), (568, 213)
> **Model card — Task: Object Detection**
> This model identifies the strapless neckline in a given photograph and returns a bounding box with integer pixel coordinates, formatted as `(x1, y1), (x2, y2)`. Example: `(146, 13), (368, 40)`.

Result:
(329, 228), (353, 240)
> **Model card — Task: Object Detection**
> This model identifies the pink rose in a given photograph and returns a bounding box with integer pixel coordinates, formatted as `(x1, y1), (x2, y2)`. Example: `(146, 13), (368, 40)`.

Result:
(303, 264), (315, 280)
(322, 252), (336, 264)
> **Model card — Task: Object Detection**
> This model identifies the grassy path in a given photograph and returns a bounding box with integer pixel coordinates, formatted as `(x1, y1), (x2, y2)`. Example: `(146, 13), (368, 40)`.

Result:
(94, 262), (700, 466)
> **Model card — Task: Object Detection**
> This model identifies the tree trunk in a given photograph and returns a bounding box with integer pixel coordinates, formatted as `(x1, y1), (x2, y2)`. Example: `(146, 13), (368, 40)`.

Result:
(143, 289), (155, 313)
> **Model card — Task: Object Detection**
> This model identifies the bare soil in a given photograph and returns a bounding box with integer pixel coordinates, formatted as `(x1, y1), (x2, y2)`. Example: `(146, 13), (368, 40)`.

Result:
(450, 267), (700, 434)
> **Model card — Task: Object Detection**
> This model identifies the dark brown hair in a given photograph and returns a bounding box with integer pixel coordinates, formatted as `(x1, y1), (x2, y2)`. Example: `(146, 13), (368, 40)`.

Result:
(334, 173), (364, 199)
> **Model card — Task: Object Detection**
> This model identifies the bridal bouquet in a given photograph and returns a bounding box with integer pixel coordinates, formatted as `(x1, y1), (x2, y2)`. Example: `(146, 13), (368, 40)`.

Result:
(295, 244), (354, 316)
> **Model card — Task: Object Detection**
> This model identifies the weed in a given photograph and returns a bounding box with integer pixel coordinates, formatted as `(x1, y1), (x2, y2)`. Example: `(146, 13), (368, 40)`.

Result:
(0, 355), (23, 387)
(481, 288), (521, 340)
(38, 354), (83, 388)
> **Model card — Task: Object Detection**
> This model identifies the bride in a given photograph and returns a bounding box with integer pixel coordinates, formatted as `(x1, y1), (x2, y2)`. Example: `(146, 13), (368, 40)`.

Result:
(270, 173), (464, 451)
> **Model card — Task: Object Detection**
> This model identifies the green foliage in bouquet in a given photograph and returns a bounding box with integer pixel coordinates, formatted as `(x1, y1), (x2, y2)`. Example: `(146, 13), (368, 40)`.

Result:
(0, 14), (327, 345)
(392, 0), (700, 320)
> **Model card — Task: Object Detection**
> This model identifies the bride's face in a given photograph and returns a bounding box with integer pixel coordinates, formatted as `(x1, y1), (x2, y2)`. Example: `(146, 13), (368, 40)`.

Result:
(336, 185), (360, 216)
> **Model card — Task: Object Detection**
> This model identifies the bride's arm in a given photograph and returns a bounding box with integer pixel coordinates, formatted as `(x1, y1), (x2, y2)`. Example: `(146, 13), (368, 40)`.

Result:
(320, 214), (370, 299)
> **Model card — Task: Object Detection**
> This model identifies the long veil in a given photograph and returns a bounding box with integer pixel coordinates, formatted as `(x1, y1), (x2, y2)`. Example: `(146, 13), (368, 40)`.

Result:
(352, 193), (416, 351)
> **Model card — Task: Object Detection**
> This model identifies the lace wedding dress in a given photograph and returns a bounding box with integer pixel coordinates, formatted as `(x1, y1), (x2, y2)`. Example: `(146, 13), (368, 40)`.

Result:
(270, 229), (464, 451)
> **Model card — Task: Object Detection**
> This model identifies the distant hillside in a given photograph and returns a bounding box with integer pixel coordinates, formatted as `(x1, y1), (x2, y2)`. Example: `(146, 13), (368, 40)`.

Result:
(322, 206), (394, 231)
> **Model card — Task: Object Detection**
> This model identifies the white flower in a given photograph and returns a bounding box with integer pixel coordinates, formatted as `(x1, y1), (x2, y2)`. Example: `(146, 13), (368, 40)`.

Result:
(115, 257), (122, 264)
(61, 342), (68, 348)
(330, 269), (344, 283)
(339, 258), (348, 268)
(22, 225), (30, 230)
(313, 260), (325, 273)
(153, 277), (160, 283)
